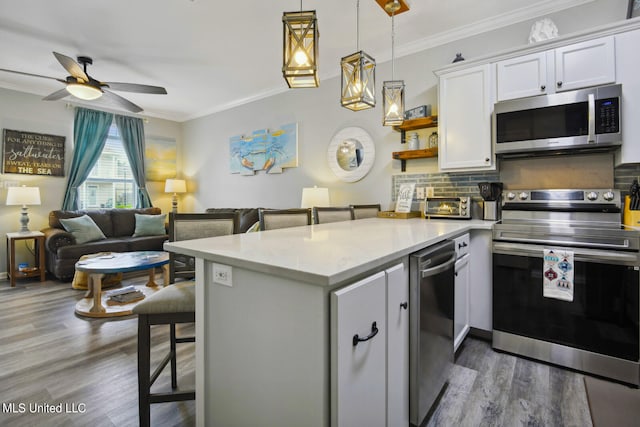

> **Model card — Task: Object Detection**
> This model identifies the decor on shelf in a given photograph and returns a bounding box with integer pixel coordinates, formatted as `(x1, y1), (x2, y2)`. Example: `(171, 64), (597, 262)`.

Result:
(528, 18), (558, 44)
(452, 53), (465, 63)
(165, 179), (186, 213)
(382, 0), (405, 126)
(341, 0), (376, 111)
(282, 1), (319, 88)
(230, 123), (298, 175)
(6, 185), (41, 232)
(301, 186), (330, 209)
(2, 129), (65, 176)
(327, 127), (375, 182)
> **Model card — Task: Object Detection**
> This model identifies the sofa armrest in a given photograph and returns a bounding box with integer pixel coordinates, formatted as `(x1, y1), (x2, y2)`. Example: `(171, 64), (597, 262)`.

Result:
(42, 227), (76, 253)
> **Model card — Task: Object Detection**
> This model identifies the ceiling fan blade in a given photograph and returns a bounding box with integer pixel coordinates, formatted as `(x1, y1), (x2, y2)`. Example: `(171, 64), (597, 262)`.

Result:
(42, 88), (70, 101)
(104, 82), (167, 94)
(53, 52), (89, 81)
(0, 68), (65, 83)
(102, 89), (143, 113)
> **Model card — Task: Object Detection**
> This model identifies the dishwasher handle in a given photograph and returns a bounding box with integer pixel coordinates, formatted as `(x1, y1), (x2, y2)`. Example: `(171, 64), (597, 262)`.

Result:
(420, 253), (456, 278)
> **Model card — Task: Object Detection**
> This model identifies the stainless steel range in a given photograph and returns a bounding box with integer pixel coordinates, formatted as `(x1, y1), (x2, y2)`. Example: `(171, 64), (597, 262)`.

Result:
(492, 189), (640, 386)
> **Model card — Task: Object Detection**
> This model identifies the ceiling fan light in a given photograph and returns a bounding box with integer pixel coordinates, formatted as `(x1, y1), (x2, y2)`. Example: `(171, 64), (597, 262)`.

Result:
(66, 83), (103, 100)
(341, 51), (376, 111)
(383, 80), (405, 126)
(283, 10), (319, 88)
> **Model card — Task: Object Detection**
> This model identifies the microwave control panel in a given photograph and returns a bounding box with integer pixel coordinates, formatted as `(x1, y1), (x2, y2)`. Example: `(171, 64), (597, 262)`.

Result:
(596, 97), (619, 134)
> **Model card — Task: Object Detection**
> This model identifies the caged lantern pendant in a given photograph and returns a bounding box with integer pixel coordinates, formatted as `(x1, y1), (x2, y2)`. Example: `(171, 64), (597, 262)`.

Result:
(282, 1), (319, 88)
(382, 1), (405, 126)
(341, 0), (376, 111)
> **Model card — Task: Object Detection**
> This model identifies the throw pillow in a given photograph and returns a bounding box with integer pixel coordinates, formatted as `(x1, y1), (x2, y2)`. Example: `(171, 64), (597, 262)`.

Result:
(133, 213), (167, 237)
(59, 215), (107, 244)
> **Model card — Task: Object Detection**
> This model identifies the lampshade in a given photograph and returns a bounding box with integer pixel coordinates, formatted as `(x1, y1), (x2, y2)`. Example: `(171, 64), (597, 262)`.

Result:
(301, 186), (330, 208)
(164, 179), (187, 194)
(341, 0), (376, 111)
(66, 83), (103, 100)
(282, 9), (319, 88)
(6, 186), (41, 206)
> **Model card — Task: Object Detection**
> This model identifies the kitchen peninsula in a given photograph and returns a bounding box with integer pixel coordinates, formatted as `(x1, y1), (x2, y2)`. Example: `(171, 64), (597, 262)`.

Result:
(164, 217), (492, 427)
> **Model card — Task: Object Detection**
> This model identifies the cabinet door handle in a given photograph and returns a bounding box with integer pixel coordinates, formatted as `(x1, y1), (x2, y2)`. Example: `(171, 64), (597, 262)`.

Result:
(400, 302), (408, 310)
(353, 321), (379, 346)
(557, 81), (563, 87)
(540, 85), (546, 91)
(458, 242), (468, 249)
(485, 158), (490, 163)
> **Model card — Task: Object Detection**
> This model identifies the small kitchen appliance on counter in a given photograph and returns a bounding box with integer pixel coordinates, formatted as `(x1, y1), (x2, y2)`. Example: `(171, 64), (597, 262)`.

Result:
(478, 182), (503, 221)
(424, 196), (471, 219)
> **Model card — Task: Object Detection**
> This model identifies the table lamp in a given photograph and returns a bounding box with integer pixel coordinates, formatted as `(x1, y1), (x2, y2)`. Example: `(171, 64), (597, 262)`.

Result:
(6, 185), (41, 232)
(165, 179), (187, 213)
(301, 186), (330, 209)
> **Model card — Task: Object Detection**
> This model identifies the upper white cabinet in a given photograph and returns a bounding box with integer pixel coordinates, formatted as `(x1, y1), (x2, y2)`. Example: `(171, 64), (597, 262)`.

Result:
(554, 36), (615, 92)
(496, 51), (549, 101)
(496, 36), (615, 102)
(438, 64), (495, 172)
(614, 29), (640, 165)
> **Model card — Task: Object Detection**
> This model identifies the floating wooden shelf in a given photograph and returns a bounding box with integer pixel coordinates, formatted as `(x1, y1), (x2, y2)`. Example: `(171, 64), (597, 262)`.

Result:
(392, 148), (438, 172)
(392, 116), (438, 132)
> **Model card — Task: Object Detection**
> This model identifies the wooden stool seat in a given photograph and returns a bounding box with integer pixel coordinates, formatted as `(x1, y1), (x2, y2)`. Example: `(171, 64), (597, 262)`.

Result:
(133, 281), (196, 427)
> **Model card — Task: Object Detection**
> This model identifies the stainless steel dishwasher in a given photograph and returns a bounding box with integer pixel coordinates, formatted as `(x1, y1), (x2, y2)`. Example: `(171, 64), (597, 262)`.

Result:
(409, 240), (456, 426)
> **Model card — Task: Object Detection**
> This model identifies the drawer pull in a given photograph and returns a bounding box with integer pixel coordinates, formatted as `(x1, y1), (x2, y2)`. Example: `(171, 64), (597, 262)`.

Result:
(400, 302), (408, 310)
(353, 322), (378, 346)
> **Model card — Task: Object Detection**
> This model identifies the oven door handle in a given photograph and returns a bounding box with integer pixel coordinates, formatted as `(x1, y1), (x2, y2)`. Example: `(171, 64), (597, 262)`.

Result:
(493, 242), (639, 264)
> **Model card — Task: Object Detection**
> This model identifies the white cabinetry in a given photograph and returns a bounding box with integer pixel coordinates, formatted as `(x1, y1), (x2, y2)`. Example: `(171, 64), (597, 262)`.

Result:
(614, 29), (640, 165)
(438, 64), (495, 172)
(331, 263), (408, 427)
(453, 234), (470, 352)
(469, 229), (493, 332)
(496, 36), (615, 102)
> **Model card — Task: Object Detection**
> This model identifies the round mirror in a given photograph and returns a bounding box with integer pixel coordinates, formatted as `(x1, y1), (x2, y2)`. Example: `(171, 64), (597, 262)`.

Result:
(327, 127), (375, 182)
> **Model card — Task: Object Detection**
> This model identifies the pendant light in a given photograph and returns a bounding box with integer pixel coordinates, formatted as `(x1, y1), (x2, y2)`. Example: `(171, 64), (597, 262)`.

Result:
(282, 1), (319, 88)
(341, 0), (376, 111)
(382, 0), (405, 126)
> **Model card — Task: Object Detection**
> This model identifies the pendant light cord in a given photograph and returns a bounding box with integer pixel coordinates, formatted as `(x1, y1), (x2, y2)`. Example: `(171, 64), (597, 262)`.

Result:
(391, 12), (395, 80)
(356, 0), (360, 51)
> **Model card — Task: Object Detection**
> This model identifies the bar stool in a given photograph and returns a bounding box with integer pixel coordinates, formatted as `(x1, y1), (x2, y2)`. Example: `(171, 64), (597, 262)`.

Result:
(132, 281), (196, 427)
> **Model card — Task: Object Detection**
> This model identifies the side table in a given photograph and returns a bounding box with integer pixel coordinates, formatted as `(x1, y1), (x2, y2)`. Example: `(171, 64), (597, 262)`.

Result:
(6, 231), (46, 287)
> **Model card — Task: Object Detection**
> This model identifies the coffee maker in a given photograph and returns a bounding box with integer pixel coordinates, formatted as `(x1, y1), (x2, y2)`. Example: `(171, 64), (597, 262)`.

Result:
(478, 182), (503, 221)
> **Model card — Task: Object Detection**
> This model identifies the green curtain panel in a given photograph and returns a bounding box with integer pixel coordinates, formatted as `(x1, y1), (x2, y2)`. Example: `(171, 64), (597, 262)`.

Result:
(62, 108), (114, 210)
(115, 115), (152, 208)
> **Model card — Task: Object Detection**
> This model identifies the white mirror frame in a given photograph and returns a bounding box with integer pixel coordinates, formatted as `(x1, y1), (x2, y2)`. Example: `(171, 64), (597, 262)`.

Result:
(327, 127), (376, 183)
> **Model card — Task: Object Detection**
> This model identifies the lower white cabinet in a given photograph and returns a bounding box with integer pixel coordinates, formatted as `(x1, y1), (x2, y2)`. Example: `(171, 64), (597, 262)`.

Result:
(331, 263), (409, 427)
(469, 229), (493, 332)
(453, 242), (470, 352)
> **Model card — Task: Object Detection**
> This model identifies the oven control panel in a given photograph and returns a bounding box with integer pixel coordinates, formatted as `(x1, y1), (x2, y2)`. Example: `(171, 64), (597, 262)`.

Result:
(504, 189), (620, 205)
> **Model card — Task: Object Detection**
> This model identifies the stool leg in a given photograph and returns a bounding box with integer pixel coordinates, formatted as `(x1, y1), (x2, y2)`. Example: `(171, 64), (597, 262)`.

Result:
(170, 323), (177, 389)
(138, 314), (151, 427)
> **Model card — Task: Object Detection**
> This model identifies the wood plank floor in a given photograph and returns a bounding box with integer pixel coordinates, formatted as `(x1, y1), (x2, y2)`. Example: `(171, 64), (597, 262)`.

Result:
(0, 275), (195, 427)
(1, 275), (598, 427)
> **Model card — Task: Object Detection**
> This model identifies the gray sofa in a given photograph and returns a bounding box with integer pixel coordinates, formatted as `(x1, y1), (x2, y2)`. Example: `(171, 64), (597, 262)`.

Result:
(41, 207), (168, 281)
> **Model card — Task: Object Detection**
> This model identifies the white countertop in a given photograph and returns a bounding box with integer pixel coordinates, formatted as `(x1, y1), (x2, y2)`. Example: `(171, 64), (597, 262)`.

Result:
(164, 218), (493, 286)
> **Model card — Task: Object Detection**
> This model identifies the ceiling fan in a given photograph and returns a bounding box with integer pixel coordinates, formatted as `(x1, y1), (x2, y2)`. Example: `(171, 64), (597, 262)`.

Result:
(0, 52), (167, 113)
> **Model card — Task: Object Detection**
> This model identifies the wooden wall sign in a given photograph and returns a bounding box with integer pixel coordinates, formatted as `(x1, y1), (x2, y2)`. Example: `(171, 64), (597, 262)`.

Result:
(2, 129), (65, 176)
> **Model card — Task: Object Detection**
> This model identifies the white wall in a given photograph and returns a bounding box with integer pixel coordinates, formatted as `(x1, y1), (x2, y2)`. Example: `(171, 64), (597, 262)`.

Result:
(181, 0), (629, 212)
(0, 87), (182, 275)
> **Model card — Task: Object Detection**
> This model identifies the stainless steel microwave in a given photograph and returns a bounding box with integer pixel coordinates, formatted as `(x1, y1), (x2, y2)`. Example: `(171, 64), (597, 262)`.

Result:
(493, 84), (622, 156)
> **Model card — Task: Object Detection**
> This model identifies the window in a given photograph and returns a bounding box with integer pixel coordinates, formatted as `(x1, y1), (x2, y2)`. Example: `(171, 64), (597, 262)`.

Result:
(77, 124), (137, 209)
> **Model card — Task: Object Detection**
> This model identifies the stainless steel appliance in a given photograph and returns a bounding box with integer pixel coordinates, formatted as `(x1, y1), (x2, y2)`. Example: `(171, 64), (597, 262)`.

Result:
(410, 240), (456, 426)
(492, 189), (640, 385)
(424, 196), (471, 219)
(493, 84), (622, 156)
(479, 182), (503, 221)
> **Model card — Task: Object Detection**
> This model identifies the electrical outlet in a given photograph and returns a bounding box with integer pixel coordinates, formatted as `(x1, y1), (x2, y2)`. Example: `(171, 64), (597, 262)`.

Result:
(212, 263), (233, 286)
